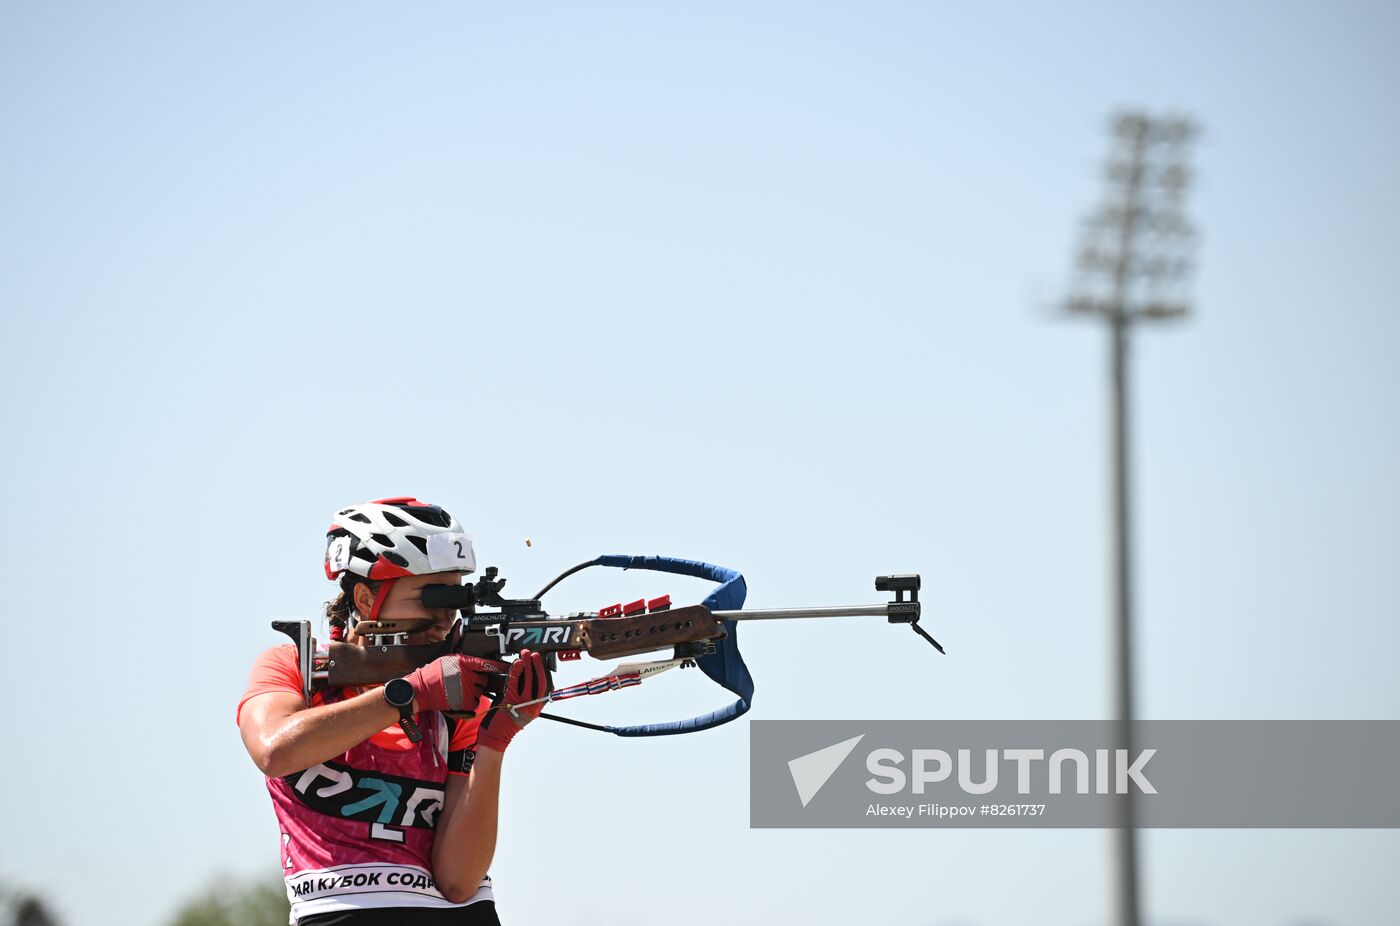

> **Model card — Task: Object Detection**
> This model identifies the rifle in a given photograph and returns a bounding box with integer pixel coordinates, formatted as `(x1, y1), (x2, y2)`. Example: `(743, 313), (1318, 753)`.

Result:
(272, 554), (942, 737)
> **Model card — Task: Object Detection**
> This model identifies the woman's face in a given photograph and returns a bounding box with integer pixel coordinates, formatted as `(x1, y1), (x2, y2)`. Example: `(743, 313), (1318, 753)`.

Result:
(358, 571), (467, 645)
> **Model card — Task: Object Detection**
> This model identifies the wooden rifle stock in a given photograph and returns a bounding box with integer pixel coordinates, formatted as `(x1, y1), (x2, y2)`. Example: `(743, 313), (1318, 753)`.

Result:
(323, 604), (724, 690)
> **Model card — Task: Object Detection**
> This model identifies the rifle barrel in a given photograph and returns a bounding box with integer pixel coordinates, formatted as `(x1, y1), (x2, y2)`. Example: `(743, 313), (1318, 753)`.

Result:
(711, 604), (892, 621)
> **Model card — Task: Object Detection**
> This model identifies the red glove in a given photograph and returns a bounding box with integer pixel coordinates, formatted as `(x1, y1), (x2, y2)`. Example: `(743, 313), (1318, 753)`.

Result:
(404, 654), (508, 713)
(476, 649), (551, 754)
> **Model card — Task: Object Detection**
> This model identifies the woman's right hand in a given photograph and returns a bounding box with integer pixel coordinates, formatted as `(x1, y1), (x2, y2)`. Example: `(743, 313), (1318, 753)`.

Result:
(404, 654), (509, 713)
(476, 649), (551, 753)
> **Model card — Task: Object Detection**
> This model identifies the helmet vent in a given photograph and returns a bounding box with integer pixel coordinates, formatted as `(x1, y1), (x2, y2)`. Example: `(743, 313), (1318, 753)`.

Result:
(369, 533), (393, 547)
(402, 505), (451, 528)
(382, 511), (409, 528)
(352, 547), (377, 563)
(406, 535), (429, 555)
(348, 513), (373, 524)
(383, 550), (410, 568)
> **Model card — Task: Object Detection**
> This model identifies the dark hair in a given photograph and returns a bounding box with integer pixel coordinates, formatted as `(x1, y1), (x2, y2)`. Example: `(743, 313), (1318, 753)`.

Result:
(325, 575), (382, 635)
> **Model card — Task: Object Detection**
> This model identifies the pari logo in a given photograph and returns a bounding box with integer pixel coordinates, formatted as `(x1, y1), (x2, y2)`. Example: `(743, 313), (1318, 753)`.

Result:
(788, 736), (1157, 807)
(504, 626), (572, 647)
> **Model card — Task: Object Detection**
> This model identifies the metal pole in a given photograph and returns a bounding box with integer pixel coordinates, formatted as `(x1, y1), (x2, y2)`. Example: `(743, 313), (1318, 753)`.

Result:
(1108, 120), (1145, 926)
(1066, 110), (1196, 926)
(1110, 312), (1141, 926)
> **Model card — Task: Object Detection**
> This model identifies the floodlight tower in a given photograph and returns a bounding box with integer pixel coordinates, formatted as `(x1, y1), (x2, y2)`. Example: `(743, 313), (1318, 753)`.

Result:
(1065, 111), (1198, 926)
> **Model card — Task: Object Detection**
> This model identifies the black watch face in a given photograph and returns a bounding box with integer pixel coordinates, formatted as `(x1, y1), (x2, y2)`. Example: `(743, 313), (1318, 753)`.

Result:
(384, 678), (414, 709)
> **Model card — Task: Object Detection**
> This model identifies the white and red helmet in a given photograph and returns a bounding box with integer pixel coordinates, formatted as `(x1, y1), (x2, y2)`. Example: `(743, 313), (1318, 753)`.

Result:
(325, 497), (475, 622)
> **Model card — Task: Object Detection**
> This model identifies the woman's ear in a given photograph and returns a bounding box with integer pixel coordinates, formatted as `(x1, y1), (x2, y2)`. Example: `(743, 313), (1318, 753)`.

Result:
(352, 581), (375, 619)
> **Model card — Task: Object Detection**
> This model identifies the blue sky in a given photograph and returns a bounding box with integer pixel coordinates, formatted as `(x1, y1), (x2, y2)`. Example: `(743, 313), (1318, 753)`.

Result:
(1, 3), (1397, 925)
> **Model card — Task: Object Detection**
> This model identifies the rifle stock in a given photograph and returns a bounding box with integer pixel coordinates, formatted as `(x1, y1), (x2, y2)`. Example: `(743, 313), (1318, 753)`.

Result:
(320, 604), (724, 690)
(575, 604), (724, 658)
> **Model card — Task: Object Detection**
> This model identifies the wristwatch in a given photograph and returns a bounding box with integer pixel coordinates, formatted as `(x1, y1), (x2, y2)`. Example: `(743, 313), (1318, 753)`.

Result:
(383, 678), (423, 743)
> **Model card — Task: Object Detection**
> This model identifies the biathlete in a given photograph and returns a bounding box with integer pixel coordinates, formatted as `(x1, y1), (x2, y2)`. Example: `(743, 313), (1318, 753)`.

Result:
(237, 497), (549, 925)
